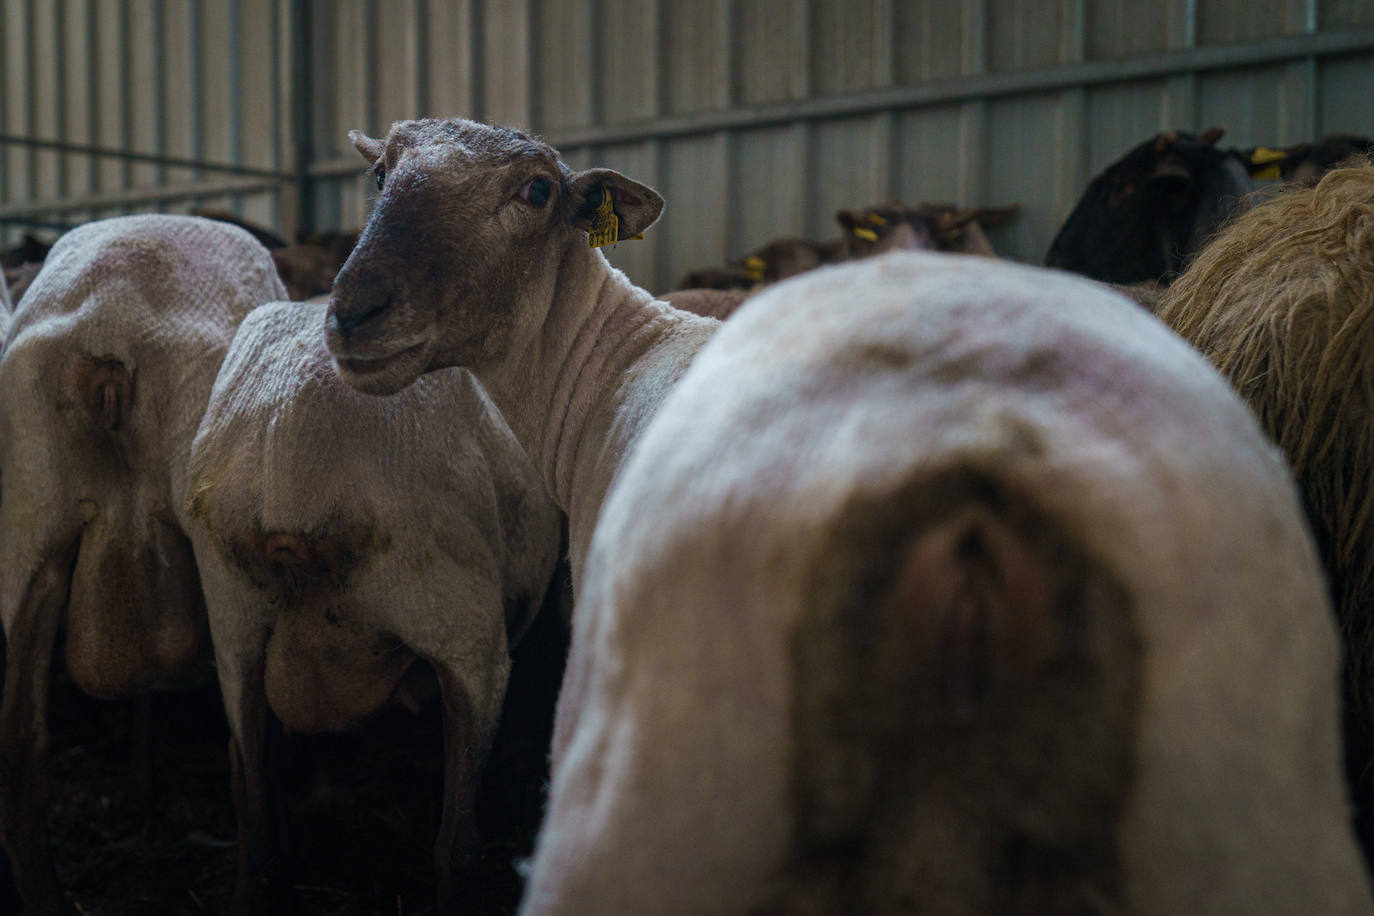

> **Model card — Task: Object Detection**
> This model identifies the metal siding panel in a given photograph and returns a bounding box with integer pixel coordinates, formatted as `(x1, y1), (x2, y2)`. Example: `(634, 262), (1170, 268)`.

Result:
(94, 0), (126, 195)
(425, 0), (477, 119)
(127, 0), (160, 190)
(561, 146), (594, 171)
(1323, 0), (1374, 29)
(333, 1), (370, 142)
(1319, 55), (1374, 135)
(532, 0), (594, 129)
(894, 1), (969, 83)
(735, 0), (807, 105)
(200, 0), (233, 165)
(812, 0), (888, 94)
(60, 0), (94, 197)
(987, 0), (1065, 73)
(240, 0), (278, 225)
(661, 133), (729, 297)
(985, 93), (1062, 263)
(598, 0), (658, 122)
(327, 1), (374, 228)
(1196, 65), (1289, 148)
(809, 115), (890, 238)
(1086, 0), (1172, 59)
(596, 140), (660, 290)
(32, 0), (61, 202)
(483, 0), (530, 126)
(664, 0), (728, 115)
(377, 0), (419, 124)
(5, 0), (25, 209)
(163, 0), (197, 186)
(1085, 80), (1170, 170)
(1197, 0), (1310, 44)
(729, 124), (808, 256)
(894, 104), (969, 205)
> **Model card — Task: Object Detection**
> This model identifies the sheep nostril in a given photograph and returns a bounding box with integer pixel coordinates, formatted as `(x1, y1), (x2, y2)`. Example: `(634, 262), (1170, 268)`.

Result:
(331, 299), (391, 337)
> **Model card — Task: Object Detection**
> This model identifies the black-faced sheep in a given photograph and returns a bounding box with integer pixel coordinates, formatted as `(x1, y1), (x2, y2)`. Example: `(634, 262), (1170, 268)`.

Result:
(1046, 126), (1253, 284)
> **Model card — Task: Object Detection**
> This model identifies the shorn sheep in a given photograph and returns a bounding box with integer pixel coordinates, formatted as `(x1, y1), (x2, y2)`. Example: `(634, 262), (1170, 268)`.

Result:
(185, 298), (563, 914)
(327, 118), (1370, 913)
(0, 215), (287, 914)
(1158, 161), (1374, 861)
(328, 118), (717, 588)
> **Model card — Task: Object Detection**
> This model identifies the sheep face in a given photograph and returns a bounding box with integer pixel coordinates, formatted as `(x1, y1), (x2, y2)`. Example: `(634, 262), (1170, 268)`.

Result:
(328, 118), (663, 395)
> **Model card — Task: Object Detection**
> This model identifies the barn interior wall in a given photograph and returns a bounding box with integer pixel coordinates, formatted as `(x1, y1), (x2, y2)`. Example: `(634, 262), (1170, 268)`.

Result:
(1, 0), (1372, 293)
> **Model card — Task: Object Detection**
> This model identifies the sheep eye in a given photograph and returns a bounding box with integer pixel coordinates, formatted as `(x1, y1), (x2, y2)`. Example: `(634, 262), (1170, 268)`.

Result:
(374, 167), (386, 190)
(519, 177), (552, 207)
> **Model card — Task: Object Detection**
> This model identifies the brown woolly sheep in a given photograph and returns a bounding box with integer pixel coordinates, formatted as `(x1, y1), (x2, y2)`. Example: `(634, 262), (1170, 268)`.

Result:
(1158, 160), (1374, 860)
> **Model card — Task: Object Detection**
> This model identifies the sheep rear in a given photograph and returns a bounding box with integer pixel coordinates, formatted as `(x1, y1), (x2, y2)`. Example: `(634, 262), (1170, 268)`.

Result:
(773, 465), (1142, 916)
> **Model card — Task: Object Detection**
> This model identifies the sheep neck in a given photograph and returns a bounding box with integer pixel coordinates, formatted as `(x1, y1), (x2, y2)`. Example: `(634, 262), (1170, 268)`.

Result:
(479, 247), (714, 579)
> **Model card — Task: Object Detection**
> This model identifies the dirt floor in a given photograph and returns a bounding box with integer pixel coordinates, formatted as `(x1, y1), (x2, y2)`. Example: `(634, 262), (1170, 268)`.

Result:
(11, 605), (568, 916)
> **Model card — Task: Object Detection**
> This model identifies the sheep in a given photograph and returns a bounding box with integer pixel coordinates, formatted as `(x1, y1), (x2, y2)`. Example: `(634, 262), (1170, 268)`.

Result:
(836, 202), (1021, 259)
(531, 255), (1374, 915)
(1238, 134), (1374, 186)
(184, 297), (563, 914)
(327, 118), (718, 588)
(670, 201), (1020, 324)
(2, 262), (43, 310)
(660, 286), (753, 320)
(1157, 161), (1374, 864)
(189, 207), (290, 249)
(1046, 126), (1254, 284)
(0, 214), (287, 914)
(326, 117), (1370, 913)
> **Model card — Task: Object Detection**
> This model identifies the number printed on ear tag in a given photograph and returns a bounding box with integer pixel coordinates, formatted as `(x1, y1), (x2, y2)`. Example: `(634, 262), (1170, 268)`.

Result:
(588, 187), (644, 248)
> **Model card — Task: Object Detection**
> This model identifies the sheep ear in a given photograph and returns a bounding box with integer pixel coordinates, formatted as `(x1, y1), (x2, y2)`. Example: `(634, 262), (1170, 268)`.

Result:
(349, 130), (385, 166)
(1198, 125), (1227, 145)
(568, 168), (665, 242)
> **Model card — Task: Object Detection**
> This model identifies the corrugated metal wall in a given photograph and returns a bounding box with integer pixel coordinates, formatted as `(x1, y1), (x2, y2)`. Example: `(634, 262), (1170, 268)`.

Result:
(1, 0), (294, 238)
(3, 0), (1373, 293)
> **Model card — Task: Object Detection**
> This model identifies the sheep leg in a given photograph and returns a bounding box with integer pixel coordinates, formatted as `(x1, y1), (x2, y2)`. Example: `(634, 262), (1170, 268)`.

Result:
(0, 545), (79, 916)
(435, 672), (481, 916)
(128, 692), (154, 818)
(225, 657), (295, 916)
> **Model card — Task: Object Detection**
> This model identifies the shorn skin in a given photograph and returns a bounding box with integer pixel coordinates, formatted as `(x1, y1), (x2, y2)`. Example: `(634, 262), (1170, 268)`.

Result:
(529, 255), (1372, 915)
(0, 215), (287, 915)
(328, 119), (1371, 913)
(185, 299), (563, 914)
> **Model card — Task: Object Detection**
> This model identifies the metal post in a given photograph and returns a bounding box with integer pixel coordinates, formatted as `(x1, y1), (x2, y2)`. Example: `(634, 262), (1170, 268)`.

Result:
(289, 0), (315, 237)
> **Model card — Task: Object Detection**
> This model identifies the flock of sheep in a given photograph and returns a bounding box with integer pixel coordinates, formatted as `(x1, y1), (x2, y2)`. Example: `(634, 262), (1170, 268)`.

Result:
(0, 116), (1373, 915)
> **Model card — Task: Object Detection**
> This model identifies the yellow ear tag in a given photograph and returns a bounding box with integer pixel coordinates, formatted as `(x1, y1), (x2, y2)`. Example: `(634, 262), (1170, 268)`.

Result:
(587, 187), (644, 248)
(1249, 147), (1287, 180)
(865, 213), (888, 226)
(742, 255), (766, 282)
(853, 226), (880, 242)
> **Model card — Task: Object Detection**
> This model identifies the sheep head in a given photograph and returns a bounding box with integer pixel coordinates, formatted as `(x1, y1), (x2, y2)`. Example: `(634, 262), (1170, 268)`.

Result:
(328, 118), (663, 395)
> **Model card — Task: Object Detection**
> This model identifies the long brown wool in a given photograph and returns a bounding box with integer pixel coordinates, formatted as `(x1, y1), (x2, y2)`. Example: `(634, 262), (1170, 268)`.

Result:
(1160, 161), (1374, 715)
